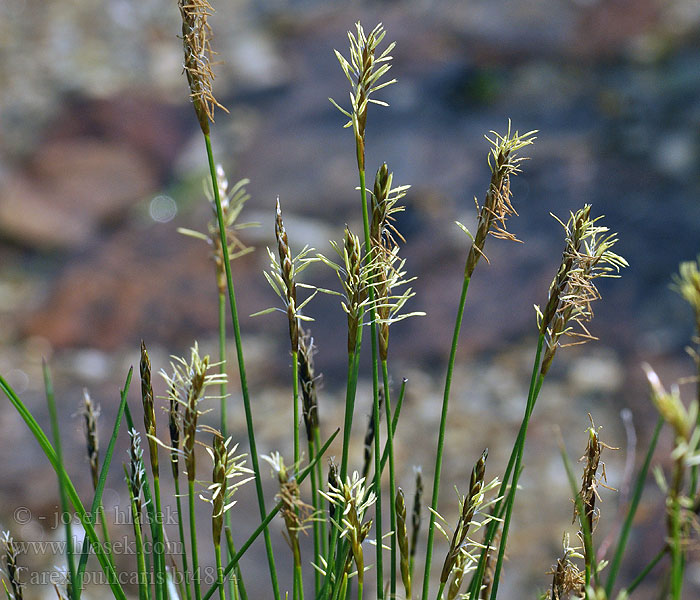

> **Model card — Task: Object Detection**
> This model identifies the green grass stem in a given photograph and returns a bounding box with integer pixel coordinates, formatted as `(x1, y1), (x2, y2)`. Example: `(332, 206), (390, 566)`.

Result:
(43, 362), (78, 599)
(188, 479), (201, 600)
(0, 374), (127, 600)
(605, 416), (663, 595)
(123, 464), (149, 600)
(204, 132), (280, 600)
(623, 546), (666, 595)
(224, 526), (248, 600)
(381, 360), (398, 598)
(421, 274), (471, 600)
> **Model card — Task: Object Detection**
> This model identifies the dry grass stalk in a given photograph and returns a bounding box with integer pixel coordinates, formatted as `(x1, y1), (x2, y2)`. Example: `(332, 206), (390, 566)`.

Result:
(298, 329), (320, 442)
(574, 416), (617, 545)
(537, 206), (627, 375)
(81, 388), (100, 490)
(546, 535), (585, 600)
(2, 532), (23, 600)
(177, 0), (227, 134)
(462, 124), (536, 278)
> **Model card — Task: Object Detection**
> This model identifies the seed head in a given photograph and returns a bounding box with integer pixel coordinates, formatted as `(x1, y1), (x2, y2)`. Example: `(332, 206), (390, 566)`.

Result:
(80, 388), (100, 490)
(537, 206), (627, 376)
(140, 340), (158, 477)
(2, 532), (23, 600)
(462, 123), (536, 278)
(298, 330), (320, 442)
(177, 0), (228, 134)
(331, 22), (397, 170)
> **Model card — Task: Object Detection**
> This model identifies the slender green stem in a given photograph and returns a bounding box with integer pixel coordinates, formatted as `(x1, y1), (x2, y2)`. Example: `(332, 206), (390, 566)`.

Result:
(670, 461), (684, 600)
(174, 476), (192, 600)
(225, 527), (248, 600)
(1, 375), (127, 600)
(189, 479), (201, 600)
(308, 435), (322, 596)
(214, 544), (226, 600)
(202, 428), (339, 600)
(605, 416), (663, 596)
(152, 475), (166, 600)
(435, 581), (446, 600)
(421, 274), (471, 600)
(313, 425), (328, 557)
(204, 132), (280, 600)
(219, 290), (237, 600)
(292, 349), (300, 468)
(467, 335), (544, 600)
(381, 360), (397, 598)
(359, 165), (384, 598)
(340, 329), (363, 481)
(623, 546), (667, 595)
(43, 362), (78, 599)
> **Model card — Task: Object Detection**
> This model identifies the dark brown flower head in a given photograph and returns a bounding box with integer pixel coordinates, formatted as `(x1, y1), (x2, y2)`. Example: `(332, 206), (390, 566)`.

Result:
(177, 0), (228, 134)
(298, 329), (320, 442)
(140, 340), (158, 477)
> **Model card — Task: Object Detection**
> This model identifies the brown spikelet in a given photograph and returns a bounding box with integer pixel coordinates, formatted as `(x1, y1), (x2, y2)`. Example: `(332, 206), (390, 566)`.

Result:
(396, 487), (411, 599)
(140, 341), (159, 477)
(81, 388), (100, 490)
(362, 387), (383, 478)
(168, 380), (181, 479)
(441, 449), (488, 584)
(276, 199), (299, 352)
(298, 329), (320, 442)
(344, 227), (365, 354)
(177, 0), (228, 134)
(410, 466), (423, 567)
(211, 433), (226, 544)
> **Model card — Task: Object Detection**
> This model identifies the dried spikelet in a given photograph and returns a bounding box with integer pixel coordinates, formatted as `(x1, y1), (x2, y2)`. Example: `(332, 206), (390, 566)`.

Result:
(362, 387), (383, 478)
(574, 415), (617, 544)
(327, 459), (340, 533)
(161, 343), (226, 483)
(2, 532), (23, 600)
(411, 466), (423, 569)
(461, 123), (536, 278)
(177, 0), (227, 134)
(536, 206), (627, 376)
(395, 487), (412, 599)
(140, 340), (159, 477)
(202, 433), (252, 545)
(440, 449), (488, 584)
(331, 22), (397, 170)
(546, 534), (584, 600)
(81, 388), (100, 490)
(178, 167), (256, 294)
(298, 329), (320, 442)
(252, 200), (318, 352)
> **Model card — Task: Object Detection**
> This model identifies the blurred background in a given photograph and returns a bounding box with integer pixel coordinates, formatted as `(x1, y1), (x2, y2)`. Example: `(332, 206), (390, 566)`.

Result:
(1, 0), (700, 598)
